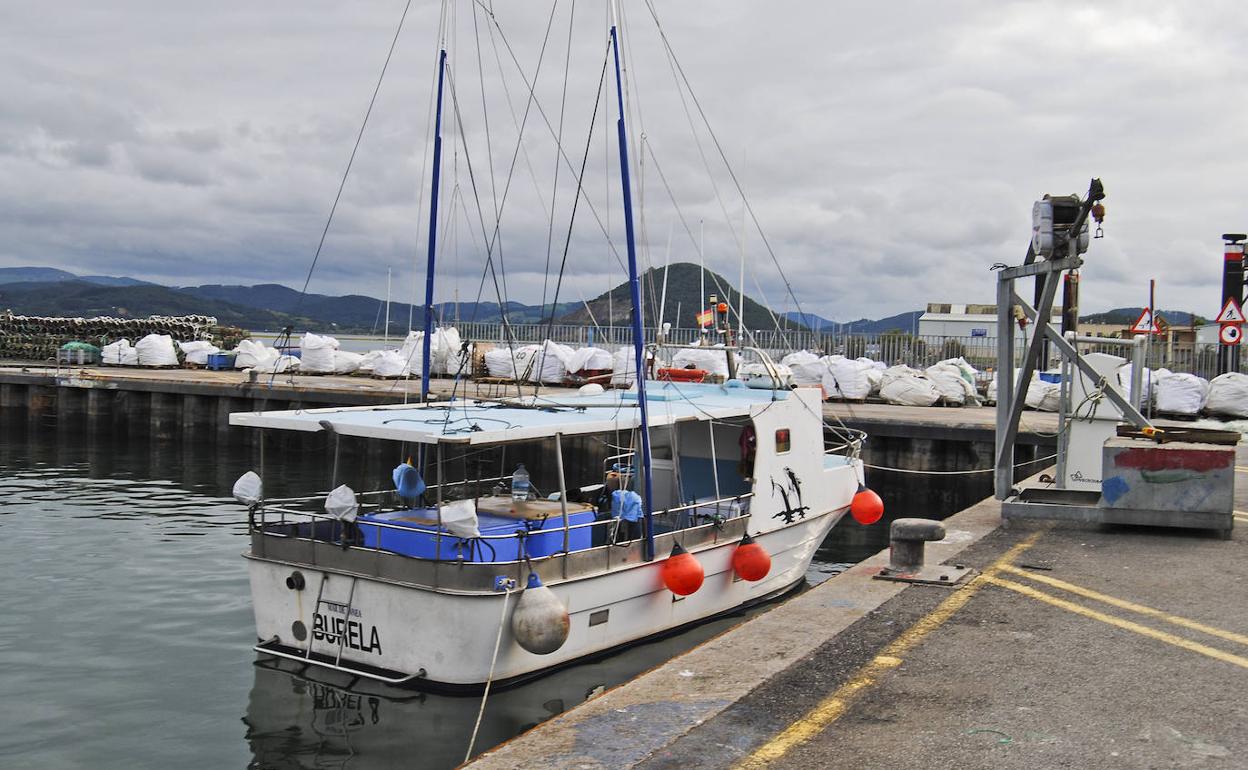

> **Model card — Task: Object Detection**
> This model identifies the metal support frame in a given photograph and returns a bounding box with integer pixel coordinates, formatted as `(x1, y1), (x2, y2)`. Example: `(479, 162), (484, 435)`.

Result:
(995, 180), (1142, 500)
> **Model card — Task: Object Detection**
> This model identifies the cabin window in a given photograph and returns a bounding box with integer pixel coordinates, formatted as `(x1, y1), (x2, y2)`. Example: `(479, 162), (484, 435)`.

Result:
(775, 428), (791, 454)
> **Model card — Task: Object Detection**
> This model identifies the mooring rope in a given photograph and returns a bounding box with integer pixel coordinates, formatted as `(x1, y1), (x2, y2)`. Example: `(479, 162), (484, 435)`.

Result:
(465, 583), (515, 762)
(861, 453), (1058, 476)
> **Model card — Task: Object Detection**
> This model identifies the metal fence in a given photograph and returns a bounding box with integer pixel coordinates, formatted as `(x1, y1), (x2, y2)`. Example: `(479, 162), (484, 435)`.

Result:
(454, 322), (1220, 378)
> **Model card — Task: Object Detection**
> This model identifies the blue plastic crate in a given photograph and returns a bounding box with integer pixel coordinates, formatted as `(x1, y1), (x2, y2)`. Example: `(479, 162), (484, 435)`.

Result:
(206, 352), (237, 371)
(1038, 372), (1062, 384)
(358, 507), (595, 562)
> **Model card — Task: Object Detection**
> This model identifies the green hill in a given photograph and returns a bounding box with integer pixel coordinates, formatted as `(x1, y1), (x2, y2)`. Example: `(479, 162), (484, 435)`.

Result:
(560, 262), (807, 332)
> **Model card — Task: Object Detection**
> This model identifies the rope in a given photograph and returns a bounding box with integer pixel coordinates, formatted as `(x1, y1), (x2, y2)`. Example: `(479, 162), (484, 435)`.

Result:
(465, 584), (515, 762)
(293, 0), (415, 313)
(862, 453), (1057, 476)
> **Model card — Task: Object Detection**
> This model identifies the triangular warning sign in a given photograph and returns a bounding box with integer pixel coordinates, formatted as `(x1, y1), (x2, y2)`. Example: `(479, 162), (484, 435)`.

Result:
(1216, 297), (1245, 324)
(1130, 308), (1159, 334)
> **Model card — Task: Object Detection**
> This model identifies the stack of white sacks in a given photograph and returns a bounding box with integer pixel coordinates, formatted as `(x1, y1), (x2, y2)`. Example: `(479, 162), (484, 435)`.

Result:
(101, 334), (181, 367)
(779, 351), (981, 407)
(234, 339), (298, 373)
(178, 340), (219, 366)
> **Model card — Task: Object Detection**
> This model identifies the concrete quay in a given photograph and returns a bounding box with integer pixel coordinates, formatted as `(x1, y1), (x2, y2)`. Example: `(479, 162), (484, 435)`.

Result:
(469, 453), (1247, 770)
(0, 364), (1058, 444)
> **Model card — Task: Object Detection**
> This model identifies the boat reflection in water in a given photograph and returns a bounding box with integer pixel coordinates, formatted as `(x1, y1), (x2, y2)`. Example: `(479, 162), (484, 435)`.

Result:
(243, 602), (767, 770)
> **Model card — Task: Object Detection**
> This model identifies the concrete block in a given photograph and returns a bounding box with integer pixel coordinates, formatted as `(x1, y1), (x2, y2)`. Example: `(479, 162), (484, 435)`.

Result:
(1100, 437), (1236, 514)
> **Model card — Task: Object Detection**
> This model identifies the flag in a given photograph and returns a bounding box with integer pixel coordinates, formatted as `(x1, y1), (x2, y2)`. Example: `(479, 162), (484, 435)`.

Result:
(696, 309), (713, 328)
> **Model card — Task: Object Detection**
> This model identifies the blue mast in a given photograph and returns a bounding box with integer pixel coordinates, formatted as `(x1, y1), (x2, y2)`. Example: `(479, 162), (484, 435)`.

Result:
(610, 16), (656, 562)
(420, 49), (448, 402)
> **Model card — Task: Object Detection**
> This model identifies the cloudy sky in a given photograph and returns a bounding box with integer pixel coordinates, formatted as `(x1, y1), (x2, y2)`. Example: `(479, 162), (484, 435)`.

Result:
(2, 1), (1245, 322)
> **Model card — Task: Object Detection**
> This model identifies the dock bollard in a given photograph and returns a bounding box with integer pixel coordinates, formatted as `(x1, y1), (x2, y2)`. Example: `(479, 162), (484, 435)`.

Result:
(887, 518), (944, 573)
(872, 517), (971, 586)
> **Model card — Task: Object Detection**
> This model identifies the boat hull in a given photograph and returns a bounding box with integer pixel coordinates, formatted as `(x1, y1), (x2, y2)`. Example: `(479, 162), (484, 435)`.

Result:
(247, 506), (844, 687)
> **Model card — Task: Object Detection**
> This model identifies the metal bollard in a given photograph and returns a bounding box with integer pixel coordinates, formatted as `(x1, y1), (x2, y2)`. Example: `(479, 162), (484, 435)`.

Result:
(873, 518), (973, 587)
(888, 518), (945, 573)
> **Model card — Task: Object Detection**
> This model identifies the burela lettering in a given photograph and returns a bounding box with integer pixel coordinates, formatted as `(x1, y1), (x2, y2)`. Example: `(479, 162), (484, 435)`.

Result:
(312, 612), (383, 655)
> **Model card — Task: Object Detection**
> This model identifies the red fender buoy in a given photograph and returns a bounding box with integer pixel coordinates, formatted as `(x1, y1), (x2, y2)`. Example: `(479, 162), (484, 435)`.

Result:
(661, 542), (705, 595)
(732, 532), (771, 581)
(851, 484), (884, 525)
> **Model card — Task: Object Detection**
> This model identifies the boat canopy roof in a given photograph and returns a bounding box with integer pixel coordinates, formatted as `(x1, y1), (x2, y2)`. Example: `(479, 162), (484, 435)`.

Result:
(228, 381), (791, 445)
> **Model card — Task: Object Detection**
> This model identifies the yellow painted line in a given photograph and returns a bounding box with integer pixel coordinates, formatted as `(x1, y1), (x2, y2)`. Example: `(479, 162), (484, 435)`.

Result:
(1000, 564), (1248, 648)
(1236, 466), (1248, 474)
(985, 576), (1248, 670)
(736, 533), (1042, 769)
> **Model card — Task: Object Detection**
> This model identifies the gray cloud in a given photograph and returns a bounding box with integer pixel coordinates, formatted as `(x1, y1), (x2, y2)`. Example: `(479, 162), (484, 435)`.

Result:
(0, 0), (1245, 324)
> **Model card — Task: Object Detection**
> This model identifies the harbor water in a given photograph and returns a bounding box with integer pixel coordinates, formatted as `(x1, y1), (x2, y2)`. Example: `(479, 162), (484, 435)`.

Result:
(0, 412), (975, 769)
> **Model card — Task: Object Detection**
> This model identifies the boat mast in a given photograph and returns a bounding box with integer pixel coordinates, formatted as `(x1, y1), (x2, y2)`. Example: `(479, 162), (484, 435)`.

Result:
(420, 48), (448, 402)
(384, 265), (392, 346)
(610, 2), (656, 562)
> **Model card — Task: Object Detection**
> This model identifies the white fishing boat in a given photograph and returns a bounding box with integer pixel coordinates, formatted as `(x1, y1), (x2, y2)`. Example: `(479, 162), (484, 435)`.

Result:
(230, 2), (881, 689)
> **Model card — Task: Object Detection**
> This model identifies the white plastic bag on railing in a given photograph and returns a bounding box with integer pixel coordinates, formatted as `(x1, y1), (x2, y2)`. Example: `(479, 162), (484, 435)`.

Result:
(1206, 372), (1248, 418)
(135, 334), (178, 366)
(1155, 372), (1209, 415)
(179, 340), (219, 365)
(232, 471), (263, 506)
(440, 499), (480, 539)
(299, 332), (340, 373)
(324, 484), (359, 523)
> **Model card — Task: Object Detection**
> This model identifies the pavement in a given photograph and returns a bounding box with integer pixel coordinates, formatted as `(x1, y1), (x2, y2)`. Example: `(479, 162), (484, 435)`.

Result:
(469, 449), (1248, 770)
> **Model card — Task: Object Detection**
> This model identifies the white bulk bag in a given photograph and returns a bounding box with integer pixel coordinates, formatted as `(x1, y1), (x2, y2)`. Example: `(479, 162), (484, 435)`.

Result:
(102, 339), (135, 366)
(178, 340), (219, 366)
(1024, 377), (1061, 411)
(567, 346), (613, 374)
(431, 327), (466, 374)
(925, 361), (977, 405)
(232, 471), (263, 506)
(879, 373), (942, 406)
(530, 340), (575, 384)
(781, 351), (825, 386)
(357, 350), (385, 374)
(611, 347), (639, 386)
(332, 350), (364, 374)
(234, 339), (271, 369)
(372, 350), (411, 378)
(857, 358), (885, 394)
(671, 347), (730, 378)
(1155, 372), (1209, 415)
(740, 362), (793, 389)
(1206, 373), (1248, 418)
(1117, 364), (1157, 407)
(299, 332), (340, 373)
(396, 331), (425, 376)
(829, 357), (872, 400)
(134, 334), (178, 366)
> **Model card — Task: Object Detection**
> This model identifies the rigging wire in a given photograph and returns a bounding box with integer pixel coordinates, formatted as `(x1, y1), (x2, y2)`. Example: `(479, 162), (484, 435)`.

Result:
(293, 0), (416, 314)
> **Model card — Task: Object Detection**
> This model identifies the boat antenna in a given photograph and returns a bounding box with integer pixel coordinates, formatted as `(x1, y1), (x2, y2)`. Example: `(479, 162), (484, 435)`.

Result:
(610, 0), (656, 562)
(420, 47), (449, 403)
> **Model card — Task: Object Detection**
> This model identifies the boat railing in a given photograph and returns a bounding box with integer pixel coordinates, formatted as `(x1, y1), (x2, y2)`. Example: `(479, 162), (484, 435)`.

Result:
(824, 428), (867, 457)
(252, 491), (755, 562)
(261, 475), (513, 507)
